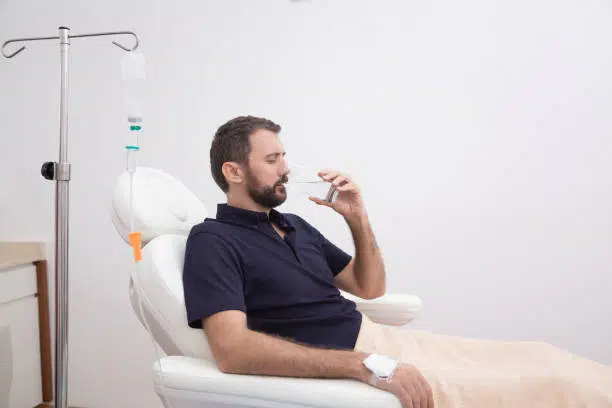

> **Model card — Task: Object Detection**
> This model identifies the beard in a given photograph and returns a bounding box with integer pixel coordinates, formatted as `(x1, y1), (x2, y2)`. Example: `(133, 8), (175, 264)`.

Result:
(245, 170), (289, 209)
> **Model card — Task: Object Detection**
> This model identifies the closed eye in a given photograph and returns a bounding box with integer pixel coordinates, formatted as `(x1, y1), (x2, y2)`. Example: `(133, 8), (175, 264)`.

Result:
(264, 152), (286, 163)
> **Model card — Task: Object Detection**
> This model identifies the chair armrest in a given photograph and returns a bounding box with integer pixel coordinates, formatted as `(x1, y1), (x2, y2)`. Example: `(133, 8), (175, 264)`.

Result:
(341, 292), (422, 326)
(154, 356), (401, 408)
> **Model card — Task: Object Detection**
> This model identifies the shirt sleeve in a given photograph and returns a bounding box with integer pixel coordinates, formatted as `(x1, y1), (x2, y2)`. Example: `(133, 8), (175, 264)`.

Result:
(292, 215), (353, 276)
(318, 232), (353, 276)
(182, 231), (246, 328)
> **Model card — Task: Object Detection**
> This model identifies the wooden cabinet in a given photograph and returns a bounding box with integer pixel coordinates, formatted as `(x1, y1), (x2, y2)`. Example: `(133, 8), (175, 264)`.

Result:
(0, 243), (52, 408)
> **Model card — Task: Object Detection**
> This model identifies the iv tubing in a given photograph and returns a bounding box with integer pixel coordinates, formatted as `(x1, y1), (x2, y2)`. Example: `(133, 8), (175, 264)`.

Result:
(127, 168), (172, 408)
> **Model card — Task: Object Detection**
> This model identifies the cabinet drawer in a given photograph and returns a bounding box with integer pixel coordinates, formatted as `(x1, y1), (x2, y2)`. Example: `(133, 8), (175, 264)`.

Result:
(0, 264), (37, 305)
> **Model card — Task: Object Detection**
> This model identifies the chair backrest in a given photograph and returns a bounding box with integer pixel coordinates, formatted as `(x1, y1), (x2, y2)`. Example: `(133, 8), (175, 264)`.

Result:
(111, 167), (214, 360)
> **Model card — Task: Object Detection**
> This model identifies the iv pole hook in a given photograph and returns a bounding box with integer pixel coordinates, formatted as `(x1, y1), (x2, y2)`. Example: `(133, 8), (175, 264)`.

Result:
(1, 29), (139, 58)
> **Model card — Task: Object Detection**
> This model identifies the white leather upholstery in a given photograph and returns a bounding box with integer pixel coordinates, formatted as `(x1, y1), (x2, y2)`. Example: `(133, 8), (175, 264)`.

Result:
(111, 167), (421, 408)
(153, 356), (402, 408)
(111, 167), (208, 245)
(130, 234), (214, 360)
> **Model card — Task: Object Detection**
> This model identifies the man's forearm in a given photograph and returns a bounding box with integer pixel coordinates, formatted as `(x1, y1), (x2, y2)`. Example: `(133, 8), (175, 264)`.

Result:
(220, 328), (370, 382)
(346, 212), (386, 298)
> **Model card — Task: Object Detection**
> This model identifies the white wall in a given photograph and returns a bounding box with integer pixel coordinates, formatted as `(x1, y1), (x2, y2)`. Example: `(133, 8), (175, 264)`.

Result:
(1, 0), (612, 406)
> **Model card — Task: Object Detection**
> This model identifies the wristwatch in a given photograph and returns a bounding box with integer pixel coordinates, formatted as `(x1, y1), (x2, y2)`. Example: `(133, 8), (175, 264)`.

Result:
(362, 354), (399, 385)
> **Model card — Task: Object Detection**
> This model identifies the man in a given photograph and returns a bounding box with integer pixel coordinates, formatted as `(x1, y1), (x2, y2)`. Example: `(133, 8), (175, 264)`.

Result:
(183, 116), (612, 408)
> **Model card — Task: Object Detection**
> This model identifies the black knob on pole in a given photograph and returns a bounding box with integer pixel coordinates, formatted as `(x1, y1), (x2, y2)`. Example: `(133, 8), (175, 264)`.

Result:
(41, 162), (56, 180)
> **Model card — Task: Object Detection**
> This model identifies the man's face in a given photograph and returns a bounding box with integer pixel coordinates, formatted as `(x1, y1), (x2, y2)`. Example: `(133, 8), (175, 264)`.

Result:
(243, 129), (290, 209)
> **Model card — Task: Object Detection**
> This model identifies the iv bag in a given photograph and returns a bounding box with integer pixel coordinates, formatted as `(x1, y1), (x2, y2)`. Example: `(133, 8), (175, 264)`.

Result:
(120, 51), (146, 121)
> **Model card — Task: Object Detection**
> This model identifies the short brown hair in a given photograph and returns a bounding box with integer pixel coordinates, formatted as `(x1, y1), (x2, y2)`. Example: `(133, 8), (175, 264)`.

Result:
(210, 116), (282, 192)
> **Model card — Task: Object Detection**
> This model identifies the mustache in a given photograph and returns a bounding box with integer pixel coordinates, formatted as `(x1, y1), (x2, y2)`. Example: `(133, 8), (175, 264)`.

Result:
(275, 175), (289, 186)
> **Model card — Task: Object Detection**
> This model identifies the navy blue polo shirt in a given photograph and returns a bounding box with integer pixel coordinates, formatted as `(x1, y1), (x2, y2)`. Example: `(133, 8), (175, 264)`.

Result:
(182, 203), (362, 350)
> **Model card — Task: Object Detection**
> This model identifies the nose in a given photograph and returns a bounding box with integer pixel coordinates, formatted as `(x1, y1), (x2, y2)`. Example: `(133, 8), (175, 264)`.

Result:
(281, 157), (291, 176)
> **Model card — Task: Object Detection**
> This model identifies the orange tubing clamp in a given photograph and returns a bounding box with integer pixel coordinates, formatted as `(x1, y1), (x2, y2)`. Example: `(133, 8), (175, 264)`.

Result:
(129, 232), (143, 262)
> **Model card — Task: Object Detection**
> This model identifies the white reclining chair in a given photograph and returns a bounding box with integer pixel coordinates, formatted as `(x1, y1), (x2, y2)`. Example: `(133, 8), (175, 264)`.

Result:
(111, 167), (423, 408)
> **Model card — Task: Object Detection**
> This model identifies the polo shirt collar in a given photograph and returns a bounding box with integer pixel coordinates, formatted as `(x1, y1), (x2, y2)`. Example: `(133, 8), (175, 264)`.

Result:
(216, 203), (294, 230)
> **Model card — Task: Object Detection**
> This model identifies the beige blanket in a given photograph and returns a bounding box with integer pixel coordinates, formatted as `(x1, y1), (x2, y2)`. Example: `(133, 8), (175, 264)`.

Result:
(354, 314), (612, 407)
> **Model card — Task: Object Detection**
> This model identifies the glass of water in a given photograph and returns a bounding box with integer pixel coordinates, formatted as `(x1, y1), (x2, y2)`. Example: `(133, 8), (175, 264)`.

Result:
(285, 163), (339, 203)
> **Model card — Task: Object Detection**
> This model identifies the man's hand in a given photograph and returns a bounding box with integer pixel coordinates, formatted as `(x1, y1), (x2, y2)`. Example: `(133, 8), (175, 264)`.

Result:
(309, 170), (366, 221)
(311, 169), (386, 299)
(372, 363), (435, 408)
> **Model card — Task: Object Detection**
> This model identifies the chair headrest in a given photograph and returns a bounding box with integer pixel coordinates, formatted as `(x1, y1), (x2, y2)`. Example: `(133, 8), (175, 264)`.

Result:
(111, 167), (208, 245)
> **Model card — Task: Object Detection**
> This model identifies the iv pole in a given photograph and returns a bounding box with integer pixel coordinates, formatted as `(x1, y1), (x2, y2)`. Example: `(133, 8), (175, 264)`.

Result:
(1, 26), (140, 408)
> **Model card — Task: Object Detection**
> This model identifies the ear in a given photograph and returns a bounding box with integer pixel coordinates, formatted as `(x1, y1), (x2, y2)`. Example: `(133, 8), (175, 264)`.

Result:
(221, 162), (244, 186)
